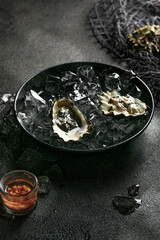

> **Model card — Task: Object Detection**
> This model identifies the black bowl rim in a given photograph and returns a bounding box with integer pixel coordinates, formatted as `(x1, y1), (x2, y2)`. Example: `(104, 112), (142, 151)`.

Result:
(14, 61), (155, 153)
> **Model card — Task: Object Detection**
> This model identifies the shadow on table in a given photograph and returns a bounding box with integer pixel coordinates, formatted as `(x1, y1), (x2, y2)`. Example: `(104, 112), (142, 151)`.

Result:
(57, 141), (140, 180)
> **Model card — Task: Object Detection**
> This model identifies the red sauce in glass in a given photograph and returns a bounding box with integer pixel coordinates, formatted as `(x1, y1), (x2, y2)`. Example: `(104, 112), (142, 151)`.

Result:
(2, 180), (37, 212)
(7, 180), (32, 196)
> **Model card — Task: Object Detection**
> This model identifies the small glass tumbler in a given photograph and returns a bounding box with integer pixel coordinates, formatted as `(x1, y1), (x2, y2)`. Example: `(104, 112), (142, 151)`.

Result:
(0, 170), (39, 216)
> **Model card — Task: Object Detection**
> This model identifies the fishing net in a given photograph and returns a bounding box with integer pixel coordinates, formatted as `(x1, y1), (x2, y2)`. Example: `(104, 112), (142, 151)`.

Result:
(89, 0), (160, 105)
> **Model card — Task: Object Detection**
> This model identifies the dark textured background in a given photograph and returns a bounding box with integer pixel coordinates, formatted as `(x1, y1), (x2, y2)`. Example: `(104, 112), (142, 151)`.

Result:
(0, 0), (160, 239)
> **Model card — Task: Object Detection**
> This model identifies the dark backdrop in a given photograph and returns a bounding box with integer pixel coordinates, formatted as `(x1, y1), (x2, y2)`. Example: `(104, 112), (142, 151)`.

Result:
(0, 1), (160, 239)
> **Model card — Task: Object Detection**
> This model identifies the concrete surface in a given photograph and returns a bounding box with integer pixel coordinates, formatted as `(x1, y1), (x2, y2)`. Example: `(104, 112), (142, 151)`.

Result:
(0, 0), (160, 239)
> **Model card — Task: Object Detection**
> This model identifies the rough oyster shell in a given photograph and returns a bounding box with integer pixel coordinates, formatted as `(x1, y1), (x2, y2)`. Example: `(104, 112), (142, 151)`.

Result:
(127, 24), (160, 55)
(99, 90), (147, 117)
(52, 98), (92, 142)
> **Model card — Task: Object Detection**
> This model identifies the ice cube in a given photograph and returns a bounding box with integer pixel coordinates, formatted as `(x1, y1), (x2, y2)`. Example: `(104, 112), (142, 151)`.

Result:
(59, 72), (87, 101)
(68, 83), (87, 102)
(25, 90), (47, 112)
(30, 90), (46, 104)
(45, 75), (61, 97)
(63, 79), (79, 95)
(119, 75), (142, 98)
(100, 72), (121, 92)
(77, 65), (96, 81)
(33, 126), (44, 139)
(61, 71), (77, 82)
(33, 125), (51, 142)
(17, 107), (38, 127)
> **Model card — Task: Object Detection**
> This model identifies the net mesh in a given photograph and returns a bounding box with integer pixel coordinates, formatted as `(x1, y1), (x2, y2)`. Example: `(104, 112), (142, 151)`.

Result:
(89, 0), (160, 105)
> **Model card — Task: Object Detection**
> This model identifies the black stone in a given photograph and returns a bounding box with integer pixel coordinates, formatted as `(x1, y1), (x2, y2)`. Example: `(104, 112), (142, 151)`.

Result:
(22, 132), (39, 149)
(6, 129), (21, 151)
(113, 196), (141, 215)
(39, 148), (59, 163)
(127, 184), (140, 197)
(44, 164), (64, 180)
(16, 148), (42, 175)
(0, 141), (14, 176)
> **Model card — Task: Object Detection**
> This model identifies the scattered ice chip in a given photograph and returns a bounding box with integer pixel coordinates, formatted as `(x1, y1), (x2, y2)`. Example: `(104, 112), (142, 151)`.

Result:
(127, 184), (140, 197)
(1, 94), (14, 103)
(0, 94), (15, 119)
(38, 176), (51, 194)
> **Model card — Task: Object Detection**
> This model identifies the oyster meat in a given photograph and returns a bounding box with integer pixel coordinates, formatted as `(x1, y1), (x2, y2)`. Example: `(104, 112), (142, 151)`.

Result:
(127, 24), (160, 55)
(99, 90), (147, 117)
(52, 98), (92, 142)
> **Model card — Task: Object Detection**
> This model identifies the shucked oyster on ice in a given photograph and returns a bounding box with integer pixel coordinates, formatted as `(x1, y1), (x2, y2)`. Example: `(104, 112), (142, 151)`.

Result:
(99, 90), (147, 117)
(52, 98), (92, 142)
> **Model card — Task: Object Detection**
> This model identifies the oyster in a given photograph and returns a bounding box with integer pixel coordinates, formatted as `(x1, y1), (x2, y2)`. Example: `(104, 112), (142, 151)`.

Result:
(52, 98), (92, 142)
(99, 90), (147, 117)
(127, 24), (160, 55)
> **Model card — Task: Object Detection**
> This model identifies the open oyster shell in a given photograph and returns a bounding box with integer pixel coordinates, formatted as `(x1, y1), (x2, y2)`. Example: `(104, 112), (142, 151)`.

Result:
(99, 90), (147, 117)
(52, 98), (92, 142)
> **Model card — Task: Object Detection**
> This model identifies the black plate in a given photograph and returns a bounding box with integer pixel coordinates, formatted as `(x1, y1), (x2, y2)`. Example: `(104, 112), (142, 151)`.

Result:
(14, 62), (154, 153)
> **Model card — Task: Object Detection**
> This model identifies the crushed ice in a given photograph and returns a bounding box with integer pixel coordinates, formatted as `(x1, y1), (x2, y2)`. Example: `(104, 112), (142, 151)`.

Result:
(17, 66), (149, 150)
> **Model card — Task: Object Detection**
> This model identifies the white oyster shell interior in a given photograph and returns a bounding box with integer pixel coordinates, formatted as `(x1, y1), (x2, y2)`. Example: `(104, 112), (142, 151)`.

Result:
(52, 99), (92, 142)
(99, 90), (147, 117)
